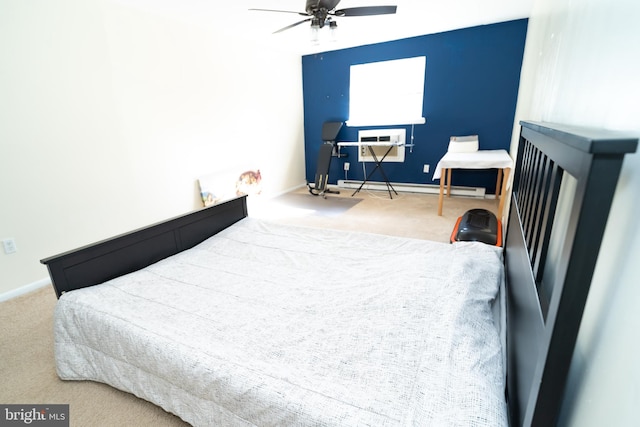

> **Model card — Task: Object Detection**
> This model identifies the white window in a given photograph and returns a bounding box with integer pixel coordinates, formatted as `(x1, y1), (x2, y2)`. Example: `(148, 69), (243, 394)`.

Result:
(347, 56), (426, 127)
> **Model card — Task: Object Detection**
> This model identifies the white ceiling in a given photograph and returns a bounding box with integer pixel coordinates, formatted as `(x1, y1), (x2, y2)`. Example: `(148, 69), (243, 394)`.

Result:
(113, 0), (534, 55)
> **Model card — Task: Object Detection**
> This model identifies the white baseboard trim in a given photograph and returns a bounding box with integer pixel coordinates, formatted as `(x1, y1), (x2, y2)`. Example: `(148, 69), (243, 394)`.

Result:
(337, 180), (486, 198)
(0, 277), (50, 303)
(274, 182), (308, 197)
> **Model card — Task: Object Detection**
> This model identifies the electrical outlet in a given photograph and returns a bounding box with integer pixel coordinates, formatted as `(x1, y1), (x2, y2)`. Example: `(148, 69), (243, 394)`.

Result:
(344, 162), (350, 171)
(2, 238), (17, 254)
(423, 164), (430, 173)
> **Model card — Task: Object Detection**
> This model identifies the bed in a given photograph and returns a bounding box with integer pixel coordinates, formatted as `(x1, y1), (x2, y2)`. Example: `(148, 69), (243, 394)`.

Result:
(41, 121), (637, 426)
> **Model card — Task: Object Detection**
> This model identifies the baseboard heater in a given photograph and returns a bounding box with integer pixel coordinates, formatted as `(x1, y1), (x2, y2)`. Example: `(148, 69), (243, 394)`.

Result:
(337, 180), (486, 198)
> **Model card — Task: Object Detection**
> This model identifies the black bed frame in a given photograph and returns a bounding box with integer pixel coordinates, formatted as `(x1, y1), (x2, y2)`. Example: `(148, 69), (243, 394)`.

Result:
(41, 121), (637, 426)
(41, 196), (248, 298)
(505, 121), (637, 426)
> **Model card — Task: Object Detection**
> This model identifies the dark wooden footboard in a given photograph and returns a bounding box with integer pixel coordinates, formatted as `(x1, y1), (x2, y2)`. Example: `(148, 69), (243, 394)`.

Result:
(505, 122), (637, 426)
(41, 196), (248, 298)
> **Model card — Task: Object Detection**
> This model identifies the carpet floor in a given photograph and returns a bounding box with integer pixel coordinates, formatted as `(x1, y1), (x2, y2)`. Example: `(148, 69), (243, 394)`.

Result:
(0, 187), (500, 426)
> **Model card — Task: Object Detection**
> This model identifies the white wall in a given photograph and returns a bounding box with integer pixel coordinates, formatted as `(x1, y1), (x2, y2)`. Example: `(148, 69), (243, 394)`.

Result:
(0, 0), (305, 295)
(511, 0), (640, 424)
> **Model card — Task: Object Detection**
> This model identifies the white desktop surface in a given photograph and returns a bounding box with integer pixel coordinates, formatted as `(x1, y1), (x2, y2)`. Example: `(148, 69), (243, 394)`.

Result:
(433, 149), (513, 217)
(433, 149), (513, 180)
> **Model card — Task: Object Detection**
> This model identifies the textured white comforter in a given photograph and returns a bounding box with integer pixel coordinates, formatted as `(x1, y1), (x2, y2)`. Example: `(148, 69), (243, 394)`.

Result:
(54, 218), (507, 426)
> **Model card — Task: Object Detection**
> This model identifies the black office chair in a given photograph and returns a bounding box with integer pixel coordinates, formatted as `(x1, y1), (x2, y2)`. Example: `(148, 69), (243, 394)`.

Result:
(307, 121), (343, 198)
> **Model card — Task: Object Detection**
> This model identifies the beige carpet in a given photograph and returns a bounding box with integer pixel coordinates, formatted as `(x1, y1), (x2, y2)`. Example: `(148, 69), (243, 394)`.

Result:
(267, 192), (363, 217)
(0, 188), (499, 426)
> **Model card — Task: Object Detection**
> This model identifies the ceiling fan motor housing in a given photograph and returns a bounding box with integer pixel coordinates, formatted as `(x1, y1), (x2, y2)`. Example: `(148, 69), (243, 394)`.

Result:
(306, 0), (342, 15)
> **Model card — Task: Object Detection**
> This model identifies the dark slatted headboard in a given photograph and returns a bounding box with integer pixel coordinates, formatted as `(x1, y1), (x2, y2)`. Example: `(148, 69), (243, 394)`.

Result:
(505, 121), (637, 426)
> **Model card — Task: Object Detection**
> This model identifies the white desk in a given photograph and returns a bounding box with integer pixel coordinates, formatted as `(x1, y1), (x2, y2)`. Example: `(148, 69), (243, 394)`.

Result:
(433, 149), (513, 217)
(337, 141), (405, 198)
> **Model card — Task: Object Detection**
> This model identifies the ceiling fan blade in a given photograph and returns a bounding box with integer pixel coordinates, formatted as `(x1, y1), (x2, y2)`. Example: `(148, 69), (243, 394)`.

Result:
(249, 8), (309, 17)
(334, 6), (397, 17)
(273, 18), (313, 34)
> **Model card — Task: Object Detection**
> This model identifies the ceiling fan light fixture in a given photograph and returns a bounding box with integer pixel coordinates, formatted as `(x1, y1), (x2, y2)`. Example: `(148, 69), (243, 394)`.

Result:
(310, 17), (321, 42)
(329, 20), (338, 41)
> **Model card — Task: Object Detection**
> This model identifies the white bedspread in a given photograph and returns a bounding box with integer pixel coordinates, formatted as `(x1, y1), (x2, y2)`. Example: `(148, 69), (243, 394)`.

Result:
(54, 218), (507, 426)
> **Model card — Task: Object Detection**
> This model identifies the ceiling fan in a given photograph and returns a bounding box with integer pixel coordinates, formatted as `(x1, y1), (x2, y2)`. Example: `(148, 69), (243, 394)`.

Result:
(250, 0), (397, 35)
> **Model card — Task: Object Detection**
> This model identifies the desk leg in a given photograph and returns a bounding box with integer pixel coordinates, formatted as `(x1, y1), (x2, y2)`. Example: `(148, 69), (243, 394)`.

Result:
(446, 168), (452, 198)
(496, 169), (503, 200)
(498, 168), (510, 218)
(438, 168), (446, 216)
(351, 145), (397, 199)
(371, 146), (398, 198)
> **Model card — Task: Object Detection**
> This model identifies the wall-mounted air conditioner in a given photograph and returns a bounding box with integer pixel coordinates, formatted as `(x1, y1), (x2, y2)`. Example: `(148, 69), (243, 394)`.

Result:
(357, 128), (406, 162)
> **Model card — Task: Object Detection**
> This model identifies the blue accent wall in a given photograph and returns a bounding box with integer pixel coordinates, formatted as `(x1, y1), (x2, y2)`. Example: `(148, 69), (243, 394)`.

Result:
(302, 19), (528, 193)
